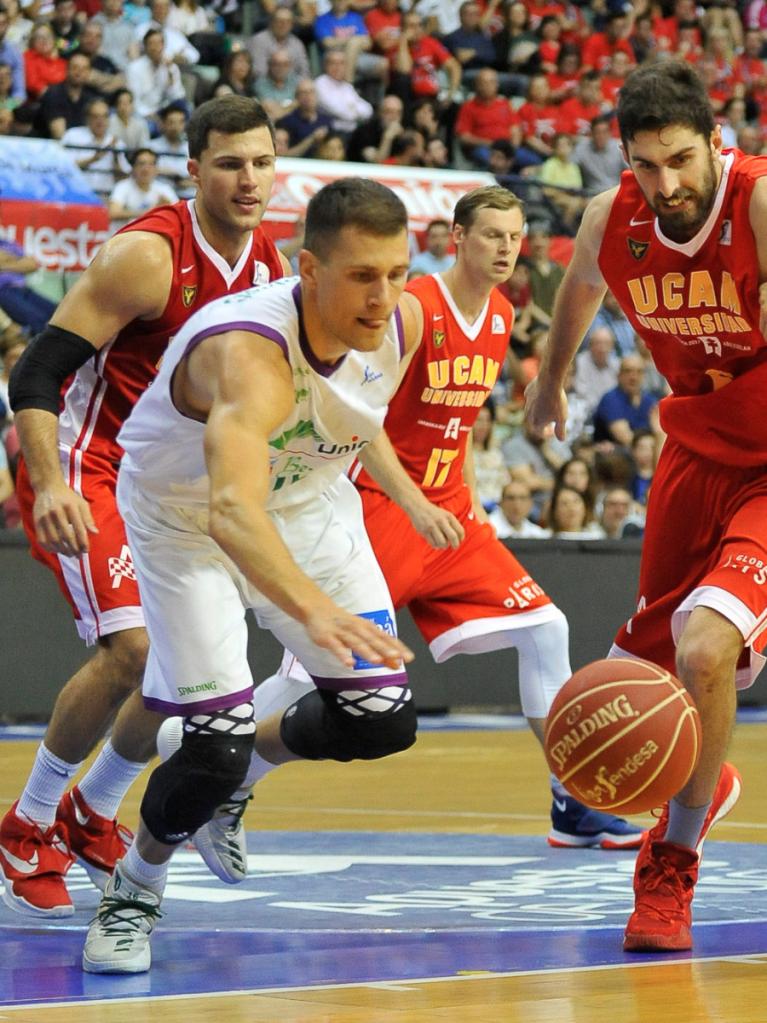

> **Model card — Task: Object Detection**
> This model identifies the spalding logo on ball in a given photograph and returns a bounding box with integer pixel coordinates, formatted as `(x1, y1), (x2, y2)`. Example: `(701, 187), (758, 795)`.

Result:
(544, 657), (701, 815)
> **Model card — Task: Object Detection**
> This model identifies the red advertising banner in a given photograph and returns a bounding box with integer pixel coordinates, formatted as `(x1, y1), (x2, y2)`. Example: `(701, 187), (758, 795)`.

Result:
(262, 159), (496, 242)
(0, 198), (110, 273)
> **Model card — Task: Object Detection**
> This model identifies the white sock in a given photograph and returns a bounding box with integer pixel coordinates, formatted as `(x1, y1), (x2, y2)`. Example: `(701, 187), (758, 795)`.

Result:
(17, 744), (83, 828)
(120, 844), (169, 897)
(664, 798), (711, 852)
(76, 740), (148, 820)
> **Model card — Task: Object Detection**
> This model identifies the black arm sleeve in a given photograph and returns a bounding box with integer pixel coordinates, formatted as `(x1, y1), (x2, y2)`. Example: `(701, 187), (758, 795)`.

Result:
(8, 325), (98, 415)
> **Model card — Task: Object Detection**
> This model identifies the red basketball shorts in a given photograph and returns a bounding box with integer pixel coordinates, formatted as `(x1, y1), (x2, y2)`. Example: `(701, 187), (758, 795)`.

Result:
(358, 485), (559, 661)
(16, 455), (144, 646)
(613, 438), (767, 688)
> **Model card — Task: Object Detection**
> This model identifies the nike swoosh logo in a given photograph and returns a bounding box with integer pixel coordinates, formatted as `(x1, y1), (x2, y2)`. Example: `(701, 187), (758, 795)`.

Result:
(71, 793), (90, 828)
(0, 844), (39, 874)
(433, 314), (444, 320)
(629, 216), (653, 227)
(554, 799), (567, 812)
(181, 264), (195, 273)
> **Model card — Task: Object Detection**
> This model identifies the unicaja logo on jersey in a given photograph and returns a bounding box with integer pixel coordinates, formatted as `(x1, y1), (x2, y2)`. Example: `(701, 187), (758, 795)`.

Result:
(317, 435), (369, 456)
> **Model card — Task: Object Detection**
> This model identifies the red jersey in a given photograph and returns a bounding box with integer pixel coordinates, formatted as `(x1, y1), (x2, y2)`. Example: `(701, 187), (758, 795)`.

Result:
(58, 200), (283, 468)
(597, 149), (767, 466)
(455, 96), (520, 142)
(517, 100), (560, 144)
(352, 274), (513, 500)
(581, 33), (634, 72)
(556, 96), (602, 136)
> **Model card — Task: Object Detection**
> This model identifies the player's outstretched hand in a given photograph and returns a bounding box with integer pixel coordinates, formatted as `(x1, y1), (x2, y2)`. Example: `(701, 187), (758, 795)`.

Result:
(33, 483), (99, 556)
(524, 375), (568, 442)
(406, 497), (465, 549)
(305, 602), (414, 671)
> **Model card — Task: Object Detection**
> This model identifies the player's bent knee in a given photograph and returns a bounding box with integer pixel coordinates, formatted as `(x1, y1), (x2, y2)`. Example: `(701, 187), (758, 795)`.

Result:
(100, 628), (150, 685)
(280, 687), (418, 762)
(141, 729), (253, 844)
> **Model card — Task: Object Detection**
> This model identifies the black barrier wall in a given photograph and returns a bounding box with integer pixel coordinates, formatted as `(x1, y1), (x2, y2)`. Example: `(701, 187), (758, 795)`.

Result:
(2, 532), (765, 720)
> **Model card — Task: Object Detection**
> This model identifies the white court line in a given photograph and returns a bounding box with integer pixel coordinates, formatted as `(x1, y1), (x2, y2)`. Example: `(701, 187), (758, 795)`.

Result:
(258, 804), (767, 829)
(1, 951), (765, 1012)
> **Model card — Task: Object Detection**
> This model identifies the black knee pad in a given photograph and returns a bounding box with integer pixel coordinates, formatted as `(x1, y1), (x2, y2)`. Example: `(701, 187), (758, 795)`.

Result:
(280, 688), (418, 762)
(141, 730), (252, 844)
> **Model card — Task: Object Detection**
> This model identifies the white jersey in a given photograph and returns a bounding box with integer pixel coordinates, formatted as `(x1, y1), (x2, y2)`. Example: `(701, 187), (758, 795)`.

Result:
(118, 276), (406, 511)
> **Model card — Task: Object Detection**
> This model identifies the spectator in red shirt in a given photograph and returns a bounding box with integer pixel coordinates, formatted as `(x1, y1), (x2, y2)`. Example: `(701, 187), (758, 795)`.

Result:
(516, 72), (560, 163)
(653, 0), (699, 54)
(600, 49), (632, 109)
(455, 65), (521, 165)
(524, 0), (565, 32)
(365, 0), (401, 63)
(581, 10), (635, 73)
(675, 20), (704, 65)
(630, 13), (657, 65)
(536, 14), (562, 73)
(546, 45), (581, 103)
(556, 69), (603, 136)
(734, 28), (767, 111)
(393, 10), (461, 106)
(703, 26), (737, 95)
(24, 22), (66, 100)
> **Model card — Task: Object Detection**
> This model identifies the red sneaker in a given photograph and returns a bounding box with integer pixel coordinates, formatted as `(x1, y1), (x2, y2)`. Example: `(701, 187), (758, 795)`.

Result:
(634, 761), (742, 877)
(624, 761), (742, 953)
(0, 802), (74, 918)
(57, 787), (133, 892)
(623, 840), (699, 951)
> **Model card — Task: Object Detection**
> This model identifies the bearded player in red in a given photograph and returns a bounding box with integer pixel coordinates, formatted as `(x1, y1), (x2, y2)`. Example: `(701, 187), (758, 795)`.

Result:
(526, 60), (764, 952)
(1, 96), (289, 918)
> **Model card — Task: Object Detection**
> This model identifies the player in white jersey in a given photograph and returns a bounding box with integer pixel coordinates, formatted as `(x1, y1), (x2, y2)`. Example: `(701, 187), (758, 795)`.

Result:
(82, 177), (423, 975)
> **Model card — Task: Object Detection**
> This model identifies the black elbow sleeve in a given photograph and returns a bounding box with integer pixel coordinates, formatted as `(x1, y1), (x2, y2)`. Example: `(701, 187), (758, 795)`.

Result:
(9, 325), (98, 415)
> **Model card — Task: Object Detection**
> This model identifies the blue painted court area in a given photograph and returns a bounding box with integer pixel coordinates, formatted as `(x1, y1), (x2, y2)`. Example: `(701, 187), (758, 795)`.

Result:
(2, 832), (766, 1006)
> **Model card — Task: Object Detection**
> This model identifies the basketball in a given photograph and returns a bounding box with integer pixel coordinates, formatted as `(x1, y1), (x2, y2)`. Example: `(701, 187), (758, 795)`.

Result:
(544, 658), (702, 815)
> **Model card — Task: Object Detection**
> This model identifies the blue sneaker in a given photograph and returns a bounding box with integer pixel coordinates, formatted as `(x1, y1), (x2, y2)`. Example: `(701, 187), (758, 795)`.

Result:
(548, 794), (645, 849)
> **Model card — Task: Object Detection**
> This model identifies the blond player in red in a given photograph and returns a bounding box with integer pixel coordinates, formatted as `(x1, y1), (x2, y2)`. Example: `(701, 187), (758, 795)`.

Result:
(526, 61), (766, 953)
(1, 96), (290, 919)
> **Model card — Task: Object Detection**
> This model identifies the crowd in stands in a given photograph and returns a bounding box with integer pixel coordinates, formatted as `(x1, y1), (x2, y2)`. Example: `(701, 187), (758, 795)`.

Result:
(1, 0), (764, 528)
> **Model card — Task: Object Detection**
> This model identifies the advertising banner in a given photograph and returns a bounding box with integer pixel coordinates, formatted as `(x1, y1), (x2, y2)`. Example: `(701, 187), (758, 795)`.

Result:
(263, 158), (496, 242)
(0, 138), (110, 272)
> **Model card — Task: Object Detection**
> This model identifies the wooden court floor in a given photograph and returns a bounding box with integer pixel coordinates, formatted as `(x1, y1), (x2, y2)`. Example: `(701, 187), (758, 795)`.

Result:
(1, 722), (765, 1023)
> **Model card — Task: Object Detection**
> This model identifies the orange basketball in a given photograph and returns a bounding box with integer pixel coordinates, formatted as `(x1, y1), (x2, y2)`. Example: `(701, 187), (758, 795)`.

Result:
(544, 657), (702, 815)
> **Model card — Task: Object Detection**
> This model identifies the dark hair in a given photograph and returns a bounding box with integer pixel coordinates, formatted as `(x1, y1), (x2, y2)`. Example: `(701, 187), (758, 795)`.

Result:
(548, 485), (592, 532)
(186, 95), (275, 158)
(426, 218), (450, 232)
(85, 96), (109, 116)
(453, 184), (524, 230)
(303, 177), (408, 261)
(590, 113), (613, 132)
(617, 60), (715, 145)
(143, 27), (163, 47)
(490, 138), (515, 160)
(158, 101), (187, 121)
(130, 147), (156, 167)
(389, 129), (422, 159)
(554, 456), (597, 507)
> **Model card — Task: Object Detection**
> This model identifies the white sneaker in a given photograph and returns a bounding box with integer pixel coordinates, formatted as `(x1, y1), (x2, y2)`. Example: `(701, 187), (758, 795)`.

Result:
(193, 794), (251, 884)
(82, 863), (162, 974)
(156, 717), (252, 884)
